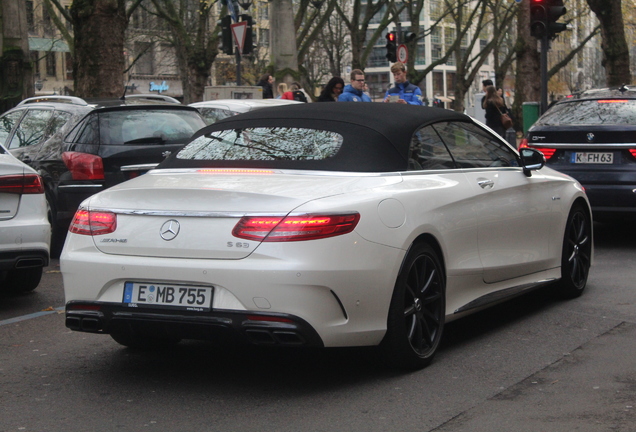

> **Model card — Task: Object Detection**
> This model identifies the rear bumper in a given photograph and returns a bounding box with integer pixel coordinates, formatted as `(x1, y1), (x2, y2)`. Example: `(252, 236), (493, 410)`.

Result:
(0, 249), (49, 271)
(65, 301), (324, 347)
(583, 184), (636, 218)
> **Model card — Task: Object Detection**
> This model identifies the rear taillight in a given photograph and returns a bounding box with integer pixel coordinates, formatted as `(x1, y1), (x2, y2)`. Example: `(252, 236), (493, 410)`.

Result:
(69, 209), (117, 235)
(62, 152), (104, 180)
(233, 213), (360, 242)
(519, 140), (556, 160)
(0, 174), (44, 194)
(629, 149), (636, 159)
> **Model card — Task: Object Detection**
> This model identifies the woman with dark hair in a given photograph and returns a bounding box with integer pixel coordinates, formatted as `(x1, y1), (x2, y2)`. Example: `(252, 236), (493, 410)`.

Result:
(256, 74), (274, 99)
(482, 85), (508, 137)
(317, 77), (345, 102)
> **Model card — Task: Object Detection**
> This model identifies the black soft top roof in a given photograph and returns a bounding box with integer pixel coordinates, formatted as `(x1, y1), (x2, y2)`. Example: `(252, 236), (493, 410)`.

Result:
(162, 103), (472, 172)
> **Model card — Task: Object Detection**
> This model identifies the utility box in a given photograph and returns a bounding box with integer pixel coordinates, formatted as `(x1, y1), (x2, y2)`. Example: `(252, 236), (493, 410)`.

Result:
(522, 102), (540, 134)
(203, 86), (263, 101)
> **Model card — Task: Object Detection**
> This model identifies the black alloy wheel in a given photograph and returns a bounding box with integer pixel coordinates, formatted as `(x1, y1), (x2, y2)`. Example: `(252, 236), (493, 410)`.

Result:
(556, 204), (592, 299)
(381, 242), (445, 370)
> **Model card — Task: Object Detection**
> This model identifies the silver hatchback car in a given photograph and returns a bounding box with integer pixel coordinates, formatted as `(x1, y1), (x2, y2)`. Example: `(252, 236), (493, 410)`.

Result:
(0, 145), (49, 294)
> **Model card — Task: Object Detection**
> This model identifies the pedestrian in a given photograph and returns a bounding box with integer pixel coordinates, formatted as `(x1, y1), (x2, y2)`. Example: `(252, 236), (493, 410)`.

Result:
(317, 77), (345, 102)
(256, 74), (274, 99)
(482, 85), (510, 138)
(383, 63), (423, 105)
(338, 69), (372, 102)
(281, 82), (309, 102)
(481, 79), (494, 108)
(276, 82), (288, 99)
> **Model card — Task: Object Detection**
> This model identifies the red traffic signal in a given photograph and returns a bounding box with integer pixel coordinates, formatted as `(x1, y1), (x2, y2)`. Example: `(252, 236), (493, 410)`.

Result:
(385, 31), (397, 63)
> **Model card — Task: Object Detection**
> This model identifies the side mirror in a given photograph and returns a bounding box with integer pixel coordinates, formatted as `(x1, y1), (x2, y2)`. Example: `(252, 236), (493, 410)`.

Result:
(520, 148), (545, 177)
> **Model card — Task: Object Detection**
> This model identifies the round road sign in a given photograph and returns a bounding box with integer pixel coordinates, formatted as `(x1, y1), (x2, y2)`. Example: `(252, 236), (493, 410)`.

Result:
(397, 44), (408, 64)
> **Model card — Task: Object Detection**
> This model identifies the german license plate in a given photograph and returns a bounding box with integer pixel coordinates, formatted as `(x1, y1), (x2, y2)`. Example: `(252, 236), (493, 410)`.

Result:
(123, 282), (213, 311)
(571, 152), (613, 164)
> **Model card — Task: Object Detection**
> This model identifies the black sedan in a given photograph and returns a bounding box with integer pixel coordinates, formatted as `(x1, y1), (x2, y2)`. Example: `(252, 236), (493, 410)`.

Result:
(520, 86), (636, 220)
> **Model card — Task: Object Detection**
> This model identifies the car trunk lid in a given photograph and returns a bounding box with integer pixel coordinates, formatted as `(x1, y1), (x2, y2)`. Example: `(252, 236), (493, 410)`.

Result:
(86, 169), (400, 259)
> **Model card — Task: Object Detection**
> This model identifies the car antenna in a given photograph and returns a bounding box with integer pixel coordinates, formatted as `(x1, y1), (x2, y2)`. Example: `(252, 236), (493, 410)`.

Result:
(121, 79), (131, 101)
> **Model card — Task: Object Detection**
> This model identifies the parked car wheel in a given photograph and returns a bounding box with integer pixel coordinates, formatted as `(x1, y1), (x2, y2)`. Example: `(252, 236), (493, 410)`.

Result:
(3, 267), (43, 294)
(381, 242), (446, 370)
(555, 203), (592, 299)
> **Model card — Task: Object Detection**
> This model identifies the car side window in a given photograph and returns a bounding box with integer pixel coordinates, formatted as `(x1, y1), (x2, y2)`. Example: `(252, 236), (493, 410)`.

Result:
(432, 121), (519, 168)
(7, 109), (53, 149)
(44, 111), (73, 141)
(0, 111), (24, 147)
(74, 115), (100, 144)
(408, 125), (456, 170)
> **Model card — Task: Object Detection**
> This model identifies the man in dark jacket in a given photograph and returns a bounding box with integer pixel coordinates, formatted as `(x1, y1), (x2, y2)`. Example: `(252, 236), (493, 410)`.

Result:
(384, 63), (422, 105)
(338, 69), (372, 102)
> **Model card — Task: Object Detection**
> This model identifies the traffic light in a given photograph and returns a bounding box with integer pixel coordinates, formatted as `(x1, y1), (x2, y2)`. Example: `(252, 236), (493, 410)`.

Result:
(221, 15), (233, 55)
(240, 14), (255, 55)
(546, 0), (567, 37)
(530, 0), (567, 39)
(385, 31), (397, 63)
(402, 31), (416, 44)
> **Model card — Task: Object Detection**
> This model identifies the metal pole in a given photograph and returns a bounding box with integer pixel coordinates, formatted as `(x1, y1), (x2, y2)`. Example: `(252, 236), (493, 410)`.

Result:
(236, 51), (241, 86)
(540, 35), (548, 115)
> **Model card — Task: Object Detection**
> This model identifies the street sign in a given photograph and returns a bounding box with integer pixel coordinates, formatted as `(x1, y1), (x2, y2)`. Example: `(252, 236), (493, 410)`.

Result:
(397, 44), (408, 64)
(231, 21), (248, 55)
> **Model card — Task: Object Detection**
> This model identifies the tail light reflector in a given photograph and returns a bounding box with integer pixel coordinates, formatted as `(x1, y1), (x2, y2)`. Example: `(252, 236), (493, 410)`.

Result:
(518, 140), (556, 159)
(69, 209), (117, 235)
(629, 149), (636, 159)
(0, 174), (44, 194)
(233, 213), (360, 242)
(62, 152), (104, 180)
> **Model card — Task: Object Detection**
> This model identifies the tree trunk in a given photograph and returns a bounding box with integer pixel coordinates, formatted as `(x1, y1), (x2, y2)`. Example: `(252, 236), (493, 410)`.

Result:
(512, 0), (540, 131)
(71, 0), (127, 98)
(586, 0), (631, 87)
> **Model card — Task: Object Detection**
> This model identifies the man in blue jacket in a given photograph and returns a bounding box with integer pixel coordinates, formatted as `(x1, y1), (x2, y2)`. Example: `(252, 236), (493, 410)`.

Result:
(384, 63), (423, 105)
(338, 69), (372, 102)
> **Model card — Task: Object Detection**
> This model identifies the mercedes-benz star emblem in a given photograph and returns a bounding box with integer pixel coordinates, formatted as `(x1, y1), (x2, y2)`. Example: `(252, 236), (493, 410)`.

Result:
(587, 132), (595, 142)
(160, 220), (180, 241)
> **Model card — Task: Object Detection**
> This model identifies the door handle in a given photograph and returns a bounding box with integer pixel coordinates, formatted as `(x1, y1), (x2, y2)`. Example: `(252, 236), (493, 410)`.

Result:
(477, 179), (494, 189)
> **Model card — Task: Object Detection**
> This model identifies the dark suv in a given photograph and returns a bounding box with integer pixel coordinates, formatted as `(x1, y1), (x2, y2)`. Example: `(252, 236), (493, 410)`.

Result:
(520, 86), (636, 221)
(0, 95), (206, 254)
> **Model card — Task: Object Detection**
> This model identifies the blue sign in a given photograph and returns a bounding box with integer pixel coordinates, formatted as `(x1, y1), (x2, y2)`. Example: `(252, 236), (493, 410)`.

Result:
(227, 0), (238, 22)
(149, 81), (169, 94)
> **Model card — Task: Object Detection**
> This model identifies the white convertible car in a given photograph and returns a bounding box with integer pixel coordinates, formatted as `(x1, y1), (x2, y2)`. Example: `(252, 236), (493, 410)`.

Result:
(62, 103), (592, 369)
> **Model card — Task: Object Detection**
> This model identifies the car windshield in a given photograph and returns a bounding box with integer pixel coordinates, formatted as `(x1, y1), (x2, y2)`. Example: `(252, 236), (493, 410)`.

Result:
(537, 99), (636, 126)
(176, 127), (344, 161)
(100, 110), (205, 145)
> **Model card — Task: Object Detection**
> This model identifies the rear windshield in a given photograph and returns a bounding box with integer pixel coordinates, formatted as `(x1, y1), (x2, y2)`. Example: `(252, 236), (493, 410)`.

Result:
(99, 110), (205, 145)
(537, 99), (636, 126)
(176, 127), (344, 161)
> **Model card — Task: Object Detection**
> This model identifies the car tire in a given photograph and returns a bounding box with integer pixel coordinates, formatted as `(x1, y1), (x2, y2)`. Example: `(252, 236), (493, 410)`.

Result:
(555, 203), (592, 299)
(4, 267), (43, 293)
(46, 196), (65, 258)
(381, 242), (445, 370)
(110, 328), (181, 349)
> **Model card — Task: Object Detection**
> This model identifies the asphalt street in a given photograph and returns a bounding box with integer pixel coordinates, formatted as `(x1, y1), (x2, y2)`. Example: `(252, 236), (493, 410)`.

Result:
(0, 221), (635, 431)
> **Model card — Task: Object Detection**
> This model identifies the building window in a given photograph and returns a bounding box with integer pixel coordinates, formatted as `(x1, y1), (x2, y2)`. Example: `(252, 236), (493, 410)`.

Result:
(31, 52), (40, 79)
(66, 53), (73, 80)
(43, 6), (53, 36)
(480, 39), (488, 65)
(46, 52), (56, 77)
(134, 42), (154, 75)
(259, 28), (269, 47)
(26, 1), (35, 33)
